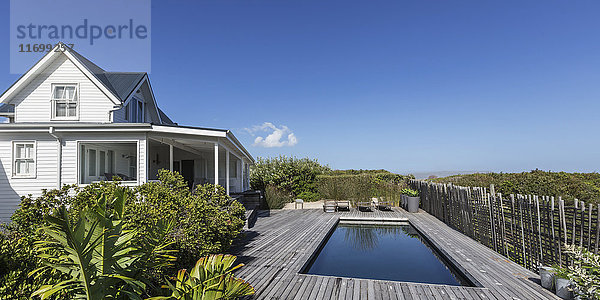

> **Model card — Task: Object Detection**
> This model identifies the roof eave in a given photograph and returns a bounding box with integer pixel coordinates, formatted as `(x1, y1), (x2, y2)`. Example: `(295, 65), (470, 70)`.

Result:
(226, 130), (255, 163)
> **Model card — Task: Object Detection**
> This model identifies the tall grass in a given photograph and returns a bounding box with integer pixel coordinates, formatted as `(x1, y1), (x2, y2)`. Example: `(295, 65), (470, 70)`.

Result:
(317, 174), (407, 206)
(264, 185), (292, 209)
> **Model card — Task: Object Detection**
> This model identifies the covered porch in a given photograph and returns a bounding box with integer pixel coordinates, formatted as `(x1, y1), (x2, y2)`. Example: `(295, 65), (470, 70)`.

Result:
(146, 128), (252, 194)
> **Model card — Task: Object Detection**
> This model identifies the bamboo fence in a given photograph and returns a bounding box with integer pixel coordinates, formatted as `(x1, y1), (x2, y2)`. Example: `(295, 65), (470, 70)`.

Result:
(410, 180), (600, 272)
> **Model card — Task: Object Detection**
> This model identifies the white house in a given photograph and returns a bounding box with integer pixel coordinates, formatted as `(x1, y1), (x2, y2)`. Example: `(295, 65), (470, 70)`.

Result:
(0, 43), (254, 222)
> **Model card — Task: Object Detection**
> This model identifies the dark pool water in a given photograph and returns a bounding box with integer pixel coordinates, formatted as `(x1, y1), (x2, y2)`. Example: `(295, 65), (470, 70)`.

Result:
(304, 223), (469, 286)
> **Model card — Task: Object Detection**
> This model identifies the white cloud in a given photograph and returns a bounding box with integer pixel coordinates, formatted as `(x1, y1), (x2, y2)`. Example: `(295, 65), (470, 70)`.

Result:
(245, 122), (298, 148)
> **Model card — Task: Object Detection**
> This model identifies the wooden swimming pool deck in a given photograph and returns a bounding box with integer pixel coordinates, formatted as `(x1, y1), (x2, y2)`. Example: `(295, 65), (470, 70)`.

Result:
(230, 208), (558, 299)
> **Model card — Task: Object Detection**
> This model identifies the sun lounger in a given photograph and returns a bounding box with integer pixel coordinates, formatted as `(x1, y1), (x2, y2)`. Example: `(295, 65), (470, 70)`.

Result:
(377, 199), (393, 211)
(323, 200), (337, 213)
(335, 200), (350, 211)
(357, 201), (372, 211)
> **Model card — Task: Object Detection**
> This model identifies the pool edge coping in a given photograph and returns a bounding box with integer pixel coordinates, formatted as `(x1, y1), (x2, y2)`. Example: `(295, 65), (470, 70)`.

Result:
(297, 215), (485, 289)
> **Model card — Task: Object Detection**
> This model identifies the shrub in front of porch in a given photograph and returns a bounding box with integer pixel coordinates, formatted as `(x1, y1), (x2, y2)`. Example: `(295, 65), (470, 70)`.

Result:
(0, 170), (246, 299)
(131, 170), (246, 271)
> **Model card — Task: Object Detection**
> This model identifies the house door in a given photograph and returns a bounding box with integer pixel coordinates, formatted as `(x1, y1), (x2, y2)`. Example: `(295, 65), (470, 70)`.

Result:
(84, 148), (101, 183)
(181, 160), (194, 189)
(82, 147), (114, 183)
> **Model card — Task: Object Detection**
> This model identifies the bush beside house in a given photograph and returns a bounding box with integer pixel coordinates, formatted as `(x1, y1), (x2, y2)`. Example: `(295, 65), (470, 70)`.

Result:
(0, 170), (246, 299)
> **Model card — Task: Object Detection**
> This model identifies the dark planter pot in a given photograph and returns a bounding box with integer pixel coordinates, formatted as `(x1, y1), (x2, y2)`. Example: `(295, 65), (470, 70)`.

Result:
(406, 196), (420, 213)
(555, 277), (574, 300)
(538, 266), (555, 290)
(401, 195), (407, 209)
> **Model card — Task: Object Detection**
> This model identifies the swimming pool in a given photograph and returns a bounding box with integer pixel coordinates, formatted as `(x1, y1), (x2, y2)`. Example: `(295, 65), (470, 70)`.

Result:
(302, 222), (473, 286)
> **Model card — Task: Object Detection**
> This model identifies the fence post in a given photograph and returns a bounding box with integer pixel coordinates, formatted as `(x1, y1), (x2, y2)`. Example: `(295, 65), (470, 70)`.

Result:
(595, 204), (600, 254)
(580, 202), (585, 248)
(572, 199), (578, 245)
(535, 197), (544, 264)
(549, 196), (557, 266)
(587, 203), (592, 250)
(510, 194), (516, 262)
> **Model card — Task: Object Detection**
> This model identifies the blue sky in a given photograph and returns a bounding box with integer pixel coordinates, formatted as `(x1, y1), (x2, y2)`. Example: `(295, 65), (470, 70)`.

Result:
(1, 1), (599, 174)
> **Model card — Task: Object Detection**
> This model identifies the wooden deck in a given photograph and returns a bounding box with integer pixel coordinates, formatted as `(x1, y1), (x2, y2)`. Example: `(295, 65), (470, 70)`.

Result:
(229, 208), (558, 299)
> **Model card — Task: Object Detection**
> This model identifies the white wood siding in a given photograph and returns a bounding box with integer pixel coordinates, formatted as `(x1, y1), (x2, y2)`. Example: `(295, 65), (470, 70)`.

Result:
(0, 131), (147, 223)
(0, 133), (58, 222)
(10, 55), (115, 123)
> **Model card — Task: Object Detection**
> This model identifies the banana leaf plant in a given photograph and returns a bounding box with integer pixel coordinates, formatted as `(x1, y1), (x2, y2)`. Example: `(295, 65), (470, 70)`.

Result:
(30, 187), (176, 300)
(149, 254), (254, 300)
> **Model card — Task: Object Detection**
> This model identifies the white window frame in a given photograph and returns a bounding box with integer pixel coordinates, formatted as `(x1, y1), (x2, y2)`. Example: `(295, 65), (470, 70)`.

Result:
(12, 141), (36, 178)
(76, 140), (140, 185)
(51, 83), (79, 120)
(124, 96), (145, 123)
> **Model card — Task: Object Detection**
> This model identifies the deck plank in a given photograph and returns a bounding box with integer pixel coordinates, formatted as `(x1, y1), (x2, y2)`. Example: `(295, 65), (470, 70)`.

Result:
(230, 208), (558, 299)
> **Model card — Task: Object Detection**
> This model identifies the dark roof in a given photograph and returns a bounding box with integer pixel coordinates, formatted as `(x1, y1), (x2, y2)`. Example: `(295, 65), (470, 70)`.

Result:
(105, 73), (146, 101)
(158, 108), (176, 125)
(0, 104), (14, 113)
(69, 48), (146, 102)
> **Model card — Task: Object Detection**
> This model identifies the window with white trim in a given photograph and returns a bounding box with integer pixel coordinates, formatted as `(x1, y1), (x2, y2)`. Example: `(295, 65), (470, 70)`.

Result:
(13, 142), (35, 177)
(125, 97), (145, 123)
(52, 84), (78, 119)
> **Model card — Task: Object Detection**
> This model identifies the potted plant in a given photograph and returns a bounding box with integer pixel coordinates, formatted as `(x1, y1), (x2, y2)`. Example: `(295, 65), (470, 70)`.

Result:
(401, 188), (420, 213)
(400, 193), (406, 209)
(562, 243), (600, 300)
(538, 265), (555, 290)
(552, 265), (574, 300)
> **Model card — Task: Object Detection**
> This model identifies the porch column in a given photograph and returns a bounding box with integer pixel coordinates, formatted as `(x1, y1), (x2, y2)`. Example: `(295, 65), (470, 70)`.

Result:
(241, 159), (245, 191)
(169, 145), (173, 172)
(214, 142), (219, 185)
(225, 150), (230, 195)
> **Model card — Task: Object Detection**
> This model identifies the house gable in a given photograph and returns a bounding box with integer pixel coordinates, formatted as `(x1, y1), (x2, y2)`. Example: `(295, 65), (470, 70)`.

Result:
(9, 54), (118, 123)
(0, 44), (171, 124)
(112, 78), (162, 124)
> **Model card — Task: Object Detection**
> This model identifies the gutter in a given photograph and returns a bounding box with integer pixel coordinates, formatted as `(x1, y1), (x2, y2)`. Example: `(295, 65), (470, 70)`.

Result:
(108, 104), (123, 123)
(48, 127), (62, 189)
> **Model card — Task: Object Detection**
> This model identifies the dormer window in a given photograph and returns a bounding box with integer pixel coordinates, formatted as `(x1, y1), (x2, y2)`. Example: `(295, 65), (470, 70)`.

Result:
(52, 84), (78, 119)
(125, 97), (145, 123)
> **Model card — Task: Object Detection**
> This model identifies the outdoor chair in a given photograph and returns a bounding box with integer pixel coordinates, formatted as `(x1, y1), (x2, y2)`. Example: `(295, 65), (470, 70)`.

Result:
(323, 200), (337, 213)
(377, 197), (393, 211)
(335, 200), (350, 211)
(357, 201), (372, 211)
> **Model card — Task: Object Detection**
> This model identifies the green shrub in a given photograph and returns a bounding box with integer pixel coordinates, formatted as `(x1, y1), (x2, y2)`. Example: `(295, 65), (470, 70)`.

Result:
(553, 244), (600, 299)
(264, 185), (291, 209)
(431, 170), (600, 204)
(317, 173), (409, 206)
(130, 170), (246, 270)
(31, 190), (176, 299)
(0, 186), (76, 299)
(0, 170), (246, 299)
(0, 226), (64, 299)
(401, 188), (419, 197)
(155, 254), (254, 299)
(250, 156), (330, 202)
(296, 190), (320, 202)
